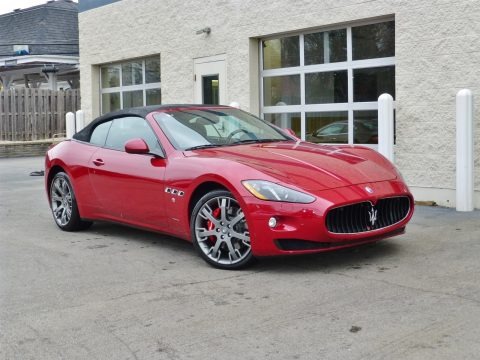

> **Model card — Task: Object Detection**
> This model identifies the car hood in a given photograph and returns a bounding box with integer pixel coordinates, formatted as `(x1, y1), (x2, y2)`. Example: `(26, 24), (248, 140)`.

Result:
(185, 141), (398, 191)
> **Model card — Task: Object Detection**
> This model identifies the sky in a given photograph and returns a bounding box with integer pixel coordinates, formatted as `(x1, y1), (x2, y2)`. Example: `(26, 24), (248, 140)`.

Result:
(0, 0), (78, 15)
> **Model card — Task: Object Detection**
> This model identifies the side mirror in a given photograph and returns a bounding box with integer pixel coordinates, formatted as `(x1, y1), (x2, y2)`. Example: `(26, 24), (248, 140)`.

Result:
(125, 138), (150, 154)
(283, 128), (300, 140)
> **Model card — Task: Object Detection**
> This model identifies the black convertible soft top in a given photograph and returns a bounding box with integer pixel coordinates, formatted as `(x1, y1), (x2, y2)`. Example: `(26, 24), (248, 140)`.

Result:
(72, 104), (229, 142)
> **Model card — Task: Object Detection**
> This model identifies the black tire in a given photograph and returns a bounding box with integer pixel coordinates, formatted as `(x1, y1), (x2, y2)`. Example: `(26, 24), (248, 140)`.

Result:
(49, 172), (92, 231)
(191, 190), (255, 270)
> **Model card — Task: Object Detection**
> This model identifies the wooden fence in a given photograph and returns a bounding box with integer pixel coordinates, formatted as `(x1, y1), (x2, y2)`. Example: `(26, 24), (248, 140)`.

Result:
(0, 88), (81, 141)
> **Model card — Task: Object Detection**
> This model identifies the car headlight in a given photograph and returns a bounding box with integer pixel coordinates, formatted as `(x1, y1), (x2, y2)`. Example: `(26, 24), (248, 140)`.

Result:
(242, 180), (315, 203)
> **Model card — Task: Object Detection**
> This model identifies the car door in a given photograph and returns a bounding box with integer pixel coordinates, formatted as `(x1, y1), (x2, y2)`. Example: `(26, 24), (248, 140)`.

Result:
(89, 116), (168, 229)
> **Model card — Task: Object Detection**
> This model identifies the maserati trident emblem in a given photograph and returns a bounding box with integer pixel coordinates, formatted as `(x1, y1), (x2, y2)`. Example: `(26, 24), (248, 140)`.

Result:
(365, 186), (374, 194)
(368, 206), (378, 226)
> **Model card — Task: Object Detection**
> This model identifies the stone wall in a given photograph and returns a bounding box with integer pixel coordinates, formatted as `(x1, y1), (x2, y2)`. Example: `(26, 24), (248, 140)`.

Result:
(0, 140), (55, 158)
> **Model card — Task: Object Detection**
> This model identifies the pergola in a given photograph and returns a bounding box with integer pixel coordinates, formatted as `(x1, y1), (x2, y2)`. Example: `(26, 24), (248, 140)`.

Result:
(0, 54), (79, 90)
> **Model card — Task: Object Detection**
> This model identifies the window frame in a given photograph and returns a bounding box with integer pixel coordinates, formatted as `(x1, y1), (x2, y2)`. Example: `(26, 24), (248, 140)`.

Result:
(260, 17), (395, 147)
(89, 120), (113, 147)
(100, 56), (161, 114)
(85, 115), (165, 157)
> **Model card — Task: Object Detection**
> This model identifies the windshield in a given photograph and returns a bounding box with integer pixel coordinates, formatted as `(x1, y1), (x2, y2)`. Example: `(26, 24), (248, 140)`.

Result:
(153, 107), (291, 150)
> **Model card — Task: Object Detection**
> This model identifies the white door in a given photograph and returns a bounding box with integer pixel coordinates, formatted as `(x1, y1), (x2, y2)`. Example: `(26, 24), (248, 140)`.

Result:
(194, 55), (226, 105)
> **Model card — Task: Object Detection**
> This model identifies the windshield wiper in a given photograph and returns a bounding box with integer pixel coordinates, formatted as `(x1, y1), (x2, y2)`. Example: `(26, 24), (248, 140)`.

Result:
(185, 139), (289, 151)
(184, 144), (226, 151)
(231, 138), (289, 145)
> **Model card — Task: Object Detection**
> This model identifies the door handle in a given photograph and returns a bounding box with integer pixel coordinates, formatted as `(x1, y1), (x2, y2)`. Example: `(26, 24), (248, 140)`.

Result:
(93, 159), (105, 166)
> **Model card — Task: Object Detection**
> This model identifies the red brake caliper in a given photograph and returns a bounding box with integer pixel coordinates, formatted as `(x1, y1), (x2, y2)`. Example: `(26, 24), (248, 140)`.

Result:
(207, 208), (222, 244)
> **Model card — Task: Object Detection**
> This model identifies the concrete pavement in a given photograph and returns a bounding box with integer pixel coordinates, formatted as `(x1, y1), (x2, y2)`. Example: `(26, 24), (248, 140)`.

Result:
(1, 156), (480, 359)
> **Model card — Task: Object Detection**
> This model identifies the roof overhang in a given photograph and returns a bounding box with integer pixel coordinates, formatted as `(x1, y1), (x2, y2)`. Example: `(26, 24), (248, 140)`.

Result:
(0, 55), (79, 67)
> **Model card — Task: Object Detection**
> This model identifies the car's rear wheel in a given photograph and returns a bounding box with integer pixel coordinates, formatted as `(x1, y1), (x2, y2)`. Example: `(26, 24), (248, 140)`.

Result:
(191, 190), (254, 269)
(50, 172), (92, 231)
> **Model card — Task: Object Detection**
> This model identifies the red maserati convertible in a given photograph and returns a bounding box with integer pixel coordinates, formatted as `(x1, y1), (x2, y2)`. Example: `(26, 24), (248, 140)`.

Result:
(45, 105), (414, 269)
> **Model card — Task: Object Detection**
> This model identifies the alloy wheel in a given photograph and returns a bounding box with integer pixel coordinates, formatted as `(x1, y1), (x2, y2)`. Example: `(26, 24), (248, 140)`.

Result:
(50, 176), (73, 227)
(194, 195), (251, 266)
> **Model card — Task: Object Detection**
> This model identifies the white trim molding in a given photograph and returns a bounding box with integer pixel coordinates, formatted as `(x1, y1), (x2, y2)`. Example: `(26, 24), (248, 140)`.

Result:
(0, 55), (79, 66)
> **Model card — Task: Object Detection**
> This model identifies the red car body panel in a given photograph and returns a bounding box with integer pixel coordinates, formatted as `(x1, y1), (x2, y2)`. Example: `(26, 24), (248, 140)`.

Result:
(45, 107), (414, 257)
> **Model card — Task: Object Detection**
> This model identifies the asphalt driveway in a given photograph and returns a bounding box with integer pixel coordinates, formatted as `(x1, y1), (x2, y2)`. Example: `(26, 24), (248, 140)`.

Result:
(1, 156), (479, 359)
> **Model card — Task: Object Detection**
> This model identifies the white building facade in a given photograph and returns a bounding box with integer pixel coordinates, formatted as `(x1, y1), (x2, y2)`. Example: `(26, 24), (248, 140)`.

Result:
(78, 0), (480, 208)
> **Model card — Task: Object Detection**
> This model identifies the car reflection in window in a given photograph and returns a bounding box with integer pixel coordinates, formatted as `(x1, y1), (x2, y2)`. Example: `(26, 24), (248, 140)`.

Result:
(307, 119), (378, 144)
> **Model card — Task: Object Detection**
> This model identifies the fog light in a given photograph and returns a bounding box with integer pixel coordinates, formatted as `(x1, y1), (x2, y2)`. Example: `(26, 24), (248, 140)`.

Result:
(268, 217), (277, 228)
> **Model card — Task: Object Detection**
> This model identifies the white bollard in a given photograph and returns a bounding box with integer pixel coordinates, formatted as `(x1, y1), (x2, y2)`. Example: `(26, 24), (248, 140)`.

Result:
(66, 112), (75, 139)
(274, 101), (289, 129)
(456, 89), (474, 212)
(75, 110), (85, 132)
(378, 93), (395, 162)
(229, 101), (240, 109)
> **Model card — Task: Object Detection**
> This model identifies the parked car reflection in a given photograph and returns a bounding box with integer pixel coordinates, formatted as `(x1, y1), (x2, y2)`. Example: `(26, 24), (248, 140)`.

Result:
(306, 119), (378, 144)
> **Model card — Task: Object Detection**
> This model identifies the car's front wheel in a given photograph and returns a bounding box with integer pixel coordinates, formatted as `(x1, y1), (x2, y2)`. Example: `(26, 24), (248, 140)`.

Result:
(50, 172), (92, 231)
(191, 190), (254, 269)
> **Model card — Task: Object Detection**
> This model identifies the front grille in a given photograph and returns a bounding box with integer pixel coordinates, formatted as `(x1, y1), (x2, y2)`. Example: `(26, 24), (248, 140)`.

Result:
(326, 196), (410, 234)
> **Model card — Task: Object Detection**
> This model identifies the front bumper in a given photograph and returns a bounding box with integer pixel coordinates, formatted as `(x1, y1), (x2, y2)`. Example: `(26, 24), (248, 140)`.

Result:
(242, 179), (414, 256)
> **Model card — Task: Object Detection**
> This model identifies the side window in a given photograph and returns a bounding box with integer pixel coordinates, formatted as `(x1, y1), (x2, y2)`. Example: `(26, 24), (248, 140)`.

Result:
(89, 121), (112, 146)
(105, 116), (161, 152)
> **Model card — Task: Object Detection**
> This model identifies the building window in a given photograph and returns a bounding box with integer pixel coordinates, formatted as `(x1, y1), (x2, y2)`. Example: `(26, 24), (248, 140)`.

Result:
(100, 56), (161, 114)
(261, 20), (395, 145)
